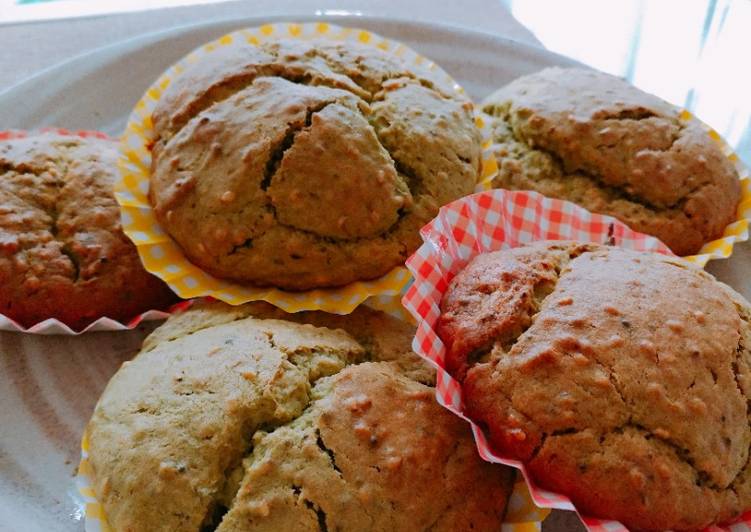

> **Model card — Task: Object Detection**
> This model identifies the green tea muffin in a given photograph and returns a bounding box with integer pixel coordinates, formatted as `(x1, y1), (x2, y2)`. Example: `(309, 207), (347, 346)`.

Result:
(86, 300), (514, 531)
(438, 241), (751, 530)
(0, 133), (176, 329)
(482, 67), (741, 256)
(149, 38), (481, 290)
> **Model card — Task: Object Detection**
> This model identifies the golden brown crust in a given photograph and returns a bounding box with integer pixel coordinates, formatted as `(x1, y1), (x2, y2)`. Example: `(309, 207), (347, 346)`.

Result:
(0, 133), (176, 329)
(87, 301), (514, 531)
(439, 241), (751, 530)
(149, 39), (480, 290)
(482, 67), (741, 256)
(437, 241), (598, 380)
(218, 363), (512, 532)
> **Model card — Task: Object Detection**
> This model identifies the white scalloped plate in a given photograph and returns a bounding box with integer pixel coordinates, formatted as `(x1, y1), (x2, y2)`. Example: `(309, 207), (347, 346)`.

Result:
(0, 13), (747, 532)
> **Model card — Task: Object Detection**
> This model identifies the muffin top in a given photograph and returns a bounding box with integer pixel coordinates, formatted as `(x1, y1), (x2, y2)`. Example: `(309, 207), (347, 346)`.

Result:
(87, 300), (513, 532)
(0, 133), (175, 329)
(482, 67), (741, 256)
(149, 38), (481, 290)
(438, 241), (751, 530)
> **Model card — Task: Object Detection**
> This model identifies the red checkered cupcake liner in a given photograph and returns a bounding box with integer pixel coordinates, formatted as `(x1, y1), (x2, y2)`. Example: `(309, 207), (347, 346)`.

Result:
(402, 188), (751, 531)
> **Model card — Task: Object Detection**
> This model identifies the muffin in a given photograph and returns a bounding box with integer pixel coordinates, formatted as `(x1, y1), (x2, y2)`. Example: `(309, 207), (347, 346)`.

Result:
(86, 300), (514, 531)
(482, 67), (741, 256)
(0, 133), (176, 329)
(437, 241), (751, 530)
(149, 38), (481, 290)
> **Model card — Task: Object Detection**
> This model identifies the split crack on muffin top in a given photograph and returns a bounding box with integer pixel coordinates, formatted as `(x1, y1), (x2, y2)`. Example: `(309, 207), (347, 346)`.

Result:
(482, 67), (741, 256)
(149, 39), (481, 289)
(438, 241), (751, 530)
(0, 134), (175, 328)
(87, 301), (513, 532)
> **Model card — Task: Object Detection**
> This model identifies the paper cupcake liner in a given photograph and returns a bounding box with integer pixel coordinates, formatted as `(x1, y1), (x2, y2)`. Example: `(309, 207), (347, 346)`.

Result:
(0, 128), (185, 335)
(116, 21), (497, 315)
(678, 110), (751, 266)
(0, 307), (180, 335)
(402, 188), (751, 531)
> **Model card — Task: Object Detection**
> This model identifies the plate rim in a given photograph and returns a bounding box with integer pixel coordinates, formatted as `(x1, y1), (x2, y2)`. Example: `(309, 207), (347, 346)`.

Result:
(0, 12), (581, 102)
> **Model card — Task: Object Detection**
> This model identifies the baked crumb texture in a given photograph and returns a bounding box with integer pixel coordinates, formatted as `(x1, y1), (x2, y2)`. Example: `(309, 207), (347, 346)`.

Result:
(87, 301), (514, 531)
(438, 241), (751, 530)
(482, 67), (741, 256)
(148, 39), (481, 290)
(0, 134), (176, 329)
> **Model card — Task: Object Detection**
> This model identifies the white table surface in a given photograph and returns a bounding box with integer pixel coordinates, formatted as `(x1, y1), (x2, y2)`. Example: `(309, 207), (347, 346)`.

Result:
(0, 0), (540, 93)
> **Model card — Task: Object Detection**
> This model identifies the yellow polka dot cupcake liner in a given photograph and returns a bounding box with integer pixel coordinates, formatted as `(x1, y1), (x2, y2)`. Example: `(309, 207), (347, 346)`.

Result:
(116, 22), (497, 316)
(75, 430), (548, 532)
(677, 110), (751, 266)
